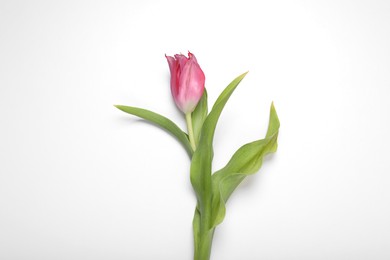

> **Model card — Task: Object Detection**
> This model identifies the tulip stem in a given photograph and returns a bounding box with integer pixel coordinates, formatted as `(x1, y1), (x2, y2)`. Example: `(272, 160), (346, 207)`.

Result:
(185, 113), (196, 151)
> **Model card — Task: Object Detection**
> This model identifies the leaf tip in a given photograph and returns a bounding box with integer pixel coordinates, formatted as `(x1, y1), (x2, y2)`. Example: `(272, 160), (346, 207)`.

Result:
(235, 71), (249, 82)
(114, 105), (128, 113)
(269, 101), (280, 129)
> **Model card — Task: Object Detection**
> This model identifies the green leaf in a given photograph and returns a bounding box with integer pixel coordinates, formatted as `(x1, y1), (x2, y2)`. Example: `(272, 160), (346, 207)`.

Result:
(114, 105), (193, 157)
(191, 89), (208, 147)
(190, 72), (248, 230)
(210, 103), (280, 228)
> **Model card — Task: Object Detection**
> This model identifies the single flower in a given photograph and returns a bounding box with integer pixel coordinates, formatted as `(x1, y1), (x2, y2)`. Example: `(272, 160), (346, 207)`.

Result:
(165, 52), (205, 114)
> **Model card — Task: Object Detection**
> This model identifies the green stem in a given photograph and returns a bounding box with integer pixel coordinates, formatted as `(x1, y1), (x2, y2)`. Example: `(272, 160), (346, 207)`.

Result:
(186, 113), (196, 151)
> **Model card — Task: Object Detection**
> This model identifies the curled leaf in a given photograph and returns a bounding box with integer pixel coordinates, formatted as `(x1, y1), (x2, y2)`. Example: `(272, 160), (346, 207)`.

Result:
(210, 103), (280, 228)
(190, 72), (248, 228)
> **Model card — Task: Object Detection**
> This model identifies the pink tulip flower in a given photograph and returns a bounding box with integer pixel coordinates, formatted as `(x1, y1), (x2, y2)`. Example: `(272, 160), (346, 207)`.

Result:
(165, 52), (205, 114)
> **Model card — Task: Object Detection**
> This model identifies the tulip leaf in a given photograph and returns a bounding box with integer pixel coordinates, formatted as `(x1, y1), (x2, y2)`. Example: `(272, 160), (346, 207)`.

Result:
(191, 89), (208, 147)
(114, 105), (193, 156)
(190, 72), (248, 230)
(209, 103), (280, 229)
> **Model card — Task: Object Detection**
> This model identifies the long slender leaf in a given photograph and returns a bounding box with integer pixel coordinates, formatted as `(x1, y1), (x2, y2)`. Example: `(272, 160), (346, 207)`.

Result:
(114, 105), (193, 156)
(210, 103), (280, 228)
(190, 72), (248, 229)
(191, 90), (208, 147)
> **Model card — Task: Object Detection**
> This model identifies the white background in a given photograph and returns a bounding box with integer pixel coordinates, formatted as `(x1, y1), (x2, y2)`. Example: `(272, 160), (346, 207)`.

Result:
(1, 0), (390, 259)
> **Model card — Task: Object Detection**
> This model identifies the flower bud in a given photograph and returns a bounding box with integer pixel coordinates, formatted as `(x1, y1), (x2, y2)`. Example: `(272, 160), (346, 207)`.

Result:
(165, 52), (205, 114)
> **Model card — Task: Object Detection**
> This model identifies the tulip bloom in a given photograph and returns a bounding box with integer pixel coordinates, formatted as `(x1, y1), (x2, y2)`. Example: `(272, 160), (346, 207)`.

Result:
(165, 52), (205, 114)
